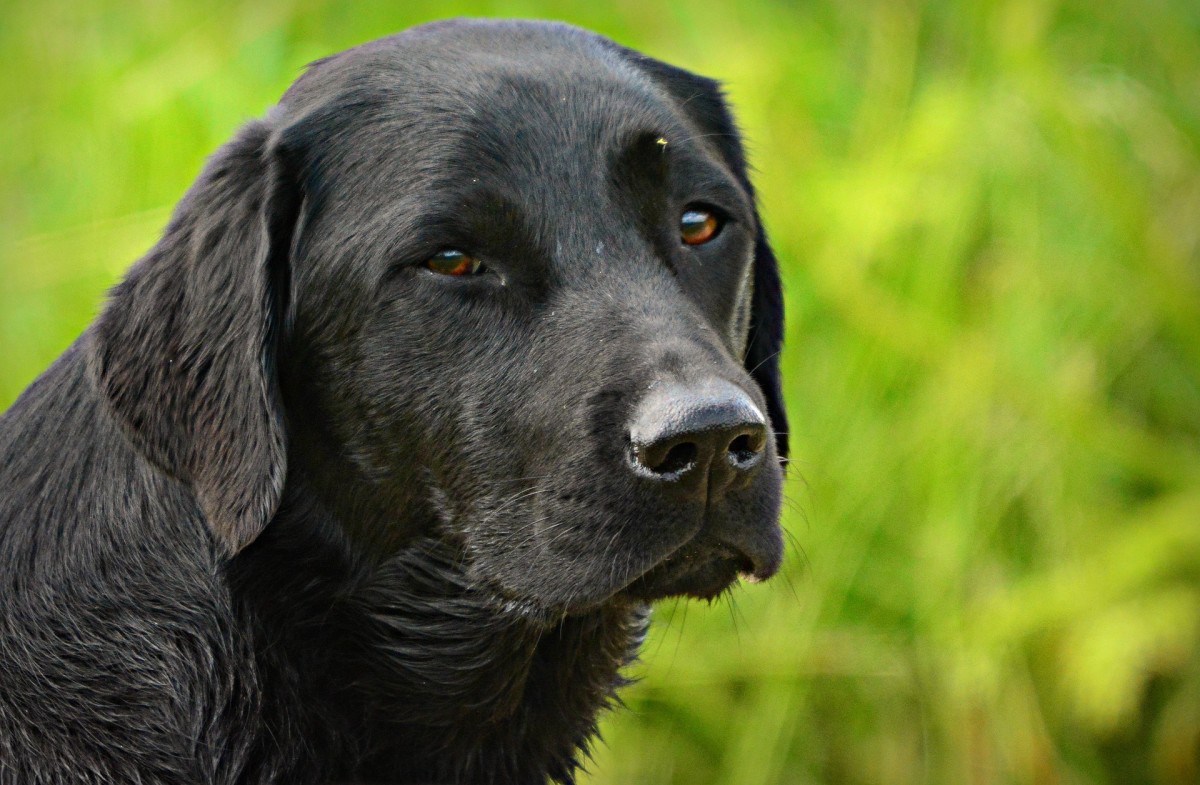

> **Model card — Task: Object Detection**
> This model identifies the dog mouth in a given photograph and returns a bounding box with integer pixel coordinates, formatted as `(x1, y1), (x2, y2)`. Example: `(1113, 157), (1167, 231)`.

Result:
(468, 534), (759, 615)
(617, 543), (756, 603)
(457, 479), (782, 613)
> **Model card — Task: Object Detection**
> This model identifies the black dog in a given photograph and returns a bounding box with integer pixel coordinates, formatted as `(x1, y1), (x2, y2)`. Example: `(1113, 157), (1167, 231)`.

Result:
(0, 19), (786, 785)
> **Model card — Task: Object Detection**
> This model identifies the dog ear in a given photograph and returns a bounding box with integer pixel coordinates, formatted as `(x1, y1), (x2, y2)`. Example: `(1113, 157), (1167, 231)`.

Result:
(609, 47), (789, 460)
(93, 120), (300, 552)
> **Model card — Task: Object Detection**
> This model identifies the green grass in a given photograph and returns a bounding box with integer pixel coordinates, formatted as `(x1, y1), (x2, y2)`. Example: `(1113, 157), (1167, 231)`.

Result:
(3, 2), (1199, 783)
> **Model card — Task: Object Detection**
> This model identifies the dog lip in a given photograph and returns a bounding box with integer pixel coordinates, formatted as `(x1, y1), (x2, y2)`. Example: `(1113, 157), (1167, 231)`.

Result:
(617, 548), (749, 602)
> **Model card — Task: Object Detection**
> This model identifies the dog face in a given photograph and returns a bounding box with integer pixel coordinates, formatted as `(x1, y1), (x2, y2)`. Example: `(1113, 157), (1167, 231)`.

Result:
(94, 20), (787, 614)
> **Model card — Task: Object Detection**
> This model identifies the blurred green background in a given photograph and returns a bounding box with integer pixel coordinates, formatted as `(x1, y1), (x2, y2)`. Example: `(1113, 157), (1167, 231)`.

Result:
(3, 1), (1199, 783)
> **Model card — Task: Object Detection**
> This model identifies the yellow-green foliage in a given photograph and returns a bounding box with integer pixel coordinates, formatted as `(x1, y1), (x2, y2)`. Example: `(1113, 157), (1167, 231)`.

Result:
(3, 2), (1198, 783)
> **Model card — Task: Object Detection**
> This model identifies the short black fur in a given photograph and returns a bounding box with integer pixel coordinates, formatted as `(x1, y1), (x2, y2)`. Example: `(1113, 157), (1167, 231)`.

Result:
(0, 19), (786, 785)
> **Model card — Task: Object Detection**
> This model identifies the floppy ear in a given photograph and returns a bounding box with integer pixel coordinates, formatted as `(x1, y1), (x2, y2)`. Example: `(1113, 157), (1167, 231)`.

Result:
(92, 120), (299, 552)
(609, 47), (789, 460)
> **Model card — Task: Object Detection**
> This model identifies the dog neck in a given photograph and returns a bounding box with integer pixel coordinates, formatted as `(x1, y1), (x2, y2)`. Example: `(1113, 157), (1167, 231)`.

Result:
(228, 480), (649, 784)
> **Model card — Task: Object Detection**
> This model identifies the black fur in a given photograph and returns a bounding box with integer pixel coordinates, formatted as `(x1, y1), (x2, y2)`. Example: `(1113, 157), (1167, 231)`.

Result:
(0, 19), (786, 785)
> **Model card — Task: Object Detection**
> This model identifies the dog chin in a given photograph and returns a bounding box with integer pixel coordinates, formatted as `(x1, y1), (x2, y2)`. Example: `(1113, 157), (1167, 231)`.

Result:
(618, 546), (751, 603)
(507, 547), (754, 616)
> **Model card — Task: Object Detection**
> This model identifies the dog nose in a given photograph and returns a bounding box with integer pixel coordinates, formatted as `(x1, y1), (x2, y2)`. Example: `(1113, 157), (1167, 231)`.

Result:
(628, 380), (768, 503)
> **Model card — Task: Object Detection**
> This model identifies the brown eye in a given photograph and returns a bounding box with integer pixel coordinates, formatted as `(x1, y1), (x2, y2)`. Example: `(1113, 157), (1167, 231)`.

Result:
(680, 208), (721, 246)
(426, 250), (483, 276)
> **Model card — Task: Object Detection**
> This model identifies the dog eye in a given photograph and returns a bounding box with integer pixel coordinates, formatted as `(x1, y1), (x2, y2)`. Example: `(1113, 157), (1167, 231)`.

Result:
(426, 250), (484, 276)
(680, 207), (722, 246)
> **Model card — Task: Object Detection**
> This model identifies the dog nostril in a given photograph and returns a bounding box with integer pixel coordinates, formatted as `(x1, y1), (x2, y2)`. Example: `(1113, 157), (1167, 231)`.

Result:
(726, 430), (766, 471)
(641, 441), (697, 476)
(728, 433), (753, 461)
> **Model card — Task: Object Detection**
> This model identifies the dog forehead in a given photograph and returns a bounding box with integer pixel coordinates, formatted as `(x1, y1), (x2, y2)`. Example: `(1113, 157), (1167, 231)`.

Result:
(283, 21), (642, 109)
(278, 20), (679, 159)
(275, 22), (700, 233)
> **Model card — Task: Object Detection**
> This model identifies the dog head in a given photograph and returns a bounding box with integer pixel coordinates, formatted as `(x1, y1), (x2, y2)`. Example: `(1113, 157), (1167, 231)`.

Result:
(93, 20), (787, 614)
